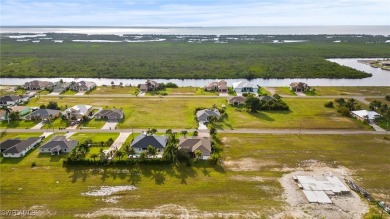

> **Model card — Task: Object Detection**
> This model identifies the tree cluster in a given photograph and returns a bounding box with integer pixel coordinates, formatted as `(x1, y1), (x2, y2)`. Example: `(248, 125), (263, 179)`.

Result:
(334, 98), (361, 117)
(245, 94), (289, 112)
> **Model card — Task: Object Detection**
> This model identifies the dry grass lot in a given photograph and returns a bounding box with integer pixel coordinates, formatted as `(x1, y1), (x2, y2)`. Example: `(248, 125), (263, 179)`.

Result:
(314, 86), (390, 96)
(88, 86), (139, 95)
(0, 133), (389, 218)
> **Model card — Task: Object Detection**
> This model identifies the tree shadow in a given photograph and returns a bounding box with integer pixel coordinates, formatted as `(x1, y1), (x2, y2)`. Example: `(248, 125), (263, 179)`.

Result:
(174, 163), (197, 185)
(151, 170), (166, 185)
(246, 111), (275, 121)
(65, 166), (89, 183)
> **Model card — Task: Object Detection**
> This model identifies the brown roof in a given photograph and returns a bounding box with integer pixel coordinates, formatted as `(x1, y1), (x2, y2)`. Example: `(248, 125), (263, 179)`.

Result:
(228, 96), (246, 104)
(178, 137), (211, 156)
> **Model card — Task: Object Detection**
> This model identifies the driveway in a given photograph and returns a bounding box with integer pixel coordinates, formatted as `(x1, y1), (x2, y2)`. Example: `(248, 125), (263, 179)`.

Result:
(66, 124), (79, 130)
(40, 132), (54, 138)
(64, 131), (76, 139)
(48, 92), (60, 96)
(105, 132), (131, 159)
(198, 121), (208, 130)
(31, 122), (45, 130)
(101, 122), (118, 130)
(219, 93), (229, 97)
(75, 91), (85, 96)
(138, 92), (146, 97)
(369, 123), (385, 131)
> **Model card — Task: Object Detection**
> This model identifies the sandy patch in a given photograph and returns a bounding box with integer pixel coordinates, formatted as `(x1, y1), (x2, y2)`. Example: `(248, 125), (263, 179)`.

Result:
(223, 158), (278, 171)
(264, 87), (276, 95)
(75, 205), (262, 219)
(82, 186), (137, 196)
(230, 175), (271, 182)
(275, 166), (368, 219)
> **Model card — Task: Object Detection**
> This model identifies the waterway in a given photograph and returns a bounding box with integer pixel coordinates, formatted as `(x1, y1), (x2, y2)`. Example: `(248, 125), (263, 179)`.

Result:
(0, 58), (389, 87)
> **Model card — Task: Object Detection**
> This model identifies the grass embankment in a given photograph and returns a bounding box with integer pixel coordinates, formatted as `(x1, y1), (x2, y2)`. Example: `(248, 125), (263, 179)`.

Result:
(3, 41), (390, 79)
(23, 96), (369, 130)
(0, 134), (389, 218)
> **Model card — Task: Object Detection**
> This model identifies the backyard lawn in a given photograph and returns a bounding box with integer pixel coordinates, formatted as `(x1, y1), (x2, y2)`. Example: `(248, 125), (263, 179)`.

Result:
(0, 120), (39, 129)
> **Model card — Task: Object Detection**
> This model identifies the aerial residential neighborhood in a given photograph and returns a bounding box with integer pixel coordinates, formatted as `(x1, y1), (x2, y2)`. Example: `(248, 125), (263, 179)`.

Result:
(1, 3), (390, 217)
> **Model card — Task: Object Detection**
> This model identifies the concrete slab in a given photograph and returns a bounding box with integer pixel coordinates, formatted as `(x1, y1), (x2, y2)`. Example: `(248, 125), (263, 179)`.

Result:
(101, 122), (118, 130)
(31, 122), (45, 130)
(75, 91), (85, 96)
(48, 92), (60, 96)
(370, 123), (385, 131)
(64, 132), (76, 139)
(198, 122), (208, 130)
(219, 93), (229, 97)
(40, 132), (54, 138)
(66, 124), (79, 130)
(105, 132), (131, 159)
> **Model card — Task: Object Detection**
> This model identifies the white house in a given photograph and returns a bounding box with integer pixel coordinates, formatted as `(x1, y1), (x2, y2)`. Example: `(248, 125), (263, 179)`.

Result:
(1, 137), (42, 158)
(63, 105), (93, 120)
(351, 110), (381, 122)
(39, 136), (78, 155)
(232, 81), (258, 96)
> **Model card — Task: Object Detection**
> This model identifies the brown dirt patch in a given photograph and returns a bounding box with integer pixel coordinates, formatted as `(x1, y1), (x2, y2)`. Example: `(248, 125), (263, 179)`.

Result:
(223, 158), (278, 171)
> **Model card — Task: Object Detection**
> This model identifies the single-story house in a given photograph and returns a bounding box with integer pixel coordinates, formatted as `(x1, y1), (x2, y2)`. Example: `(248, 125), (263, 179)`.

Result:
(23, 80), (54, 90)
(25, 109), (62, 121)
(204, 80), (228, 93)
(130, 133), (167, 153)
(11, 106), (31, 116)
(52, 81), (71, 93)
(138, 80), (160, 92)
(228, 96), (246, 105)
(0, 110), (6, 121)
(63, 105), (93, 120)
(94, 109), (124, 121)
(0, 95), (28, 106)
(351, 110), (381, 122)
(1, 137), (42, 158)
(69, 81), (96, 92)
(178, 137), (211, 159)
(232, 81), (258, 96)
(258, 95), (275, 102)
(196, 109), (221, 123)
(39, 136), (78, 155)
(289, 82), (310, 92)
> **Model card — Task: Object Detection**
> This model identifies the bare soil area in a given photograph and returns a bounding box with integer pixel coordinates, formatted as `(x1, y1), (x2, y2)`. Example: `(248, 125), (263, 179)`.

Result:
(275, 164), (369, 219)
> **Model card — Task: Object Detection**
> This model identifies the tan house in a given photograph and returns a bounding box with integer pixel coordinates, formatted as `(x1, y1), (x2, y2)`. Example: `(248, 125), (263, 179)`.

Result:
(204, 80), (228, 93)
(139, 80), (160, 92)
(228, 96), (246, 105)
(289, 82), (310, 92)
(23, 80), (54, 90)
(178, 137), (211, 159)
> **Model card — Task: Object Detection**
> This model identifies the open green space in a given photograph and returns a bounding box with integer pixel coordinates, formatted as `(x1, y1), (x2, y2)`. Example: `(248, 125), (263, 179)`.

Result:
(22, 96), (370, 130)
(62, 89), (78, 95)
(0, 133), (389, 218)
(314, 86), (390, 96)
(274, 87), (296, 96)
(69, 132), (119, 144)
(147, 87), (218, 96)
(3, 41), (390, 79)
(88, 86), (139, 95)
(0, 120), (39, 129)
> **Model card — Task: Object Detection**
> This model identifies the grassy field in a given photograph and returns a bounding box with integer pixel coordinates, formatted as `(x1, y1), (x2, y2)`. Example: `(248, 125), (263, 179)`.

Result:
(62, 90), (78, 95)
(274, 87), (296, 96)
(69, 133), (120, 144)
(314, 86), (390, 96)
(0, 133), (389, 218)
(0, 120), (39, 129)
(88, 86), (139, 95)
(225, 98), (369, 129)
(22, 96), (370, 130)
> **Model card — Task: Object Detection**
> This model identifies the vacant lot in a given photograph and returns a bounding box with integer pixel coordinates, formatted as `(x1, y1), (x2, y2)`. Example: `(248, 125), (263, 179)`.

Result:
(88, 86), (139, 95)
(314, 86), (390, 96)
(0, 133), (389, 218)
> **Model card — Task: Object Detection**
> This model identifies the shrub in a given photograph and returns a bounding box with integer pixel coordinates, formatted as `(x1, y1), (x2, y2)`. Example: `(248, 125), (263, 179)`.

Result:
(31, 162), (36, 168)
(165, 82), (178, 88)
(324, 101), (334, 108)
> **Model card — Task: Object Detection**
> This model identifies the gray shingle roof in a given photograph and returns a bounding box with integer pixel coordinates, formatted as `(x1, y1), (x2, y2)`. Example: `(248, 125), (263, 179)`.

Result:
(0, 95), (22, 102)
(26, 109), (61, 119)
(3, 137), (41, 154)
(196, 109), (221, 122)
(40, 136), (78, 151)
(131, 133), (167, 149)
(0, 139), (22, 152)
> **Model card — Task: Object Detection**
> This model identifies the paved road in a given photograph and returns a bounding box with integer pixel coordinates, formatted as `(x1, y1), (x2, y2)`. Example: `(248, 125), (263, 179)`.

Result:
(1, 128), (387, 135)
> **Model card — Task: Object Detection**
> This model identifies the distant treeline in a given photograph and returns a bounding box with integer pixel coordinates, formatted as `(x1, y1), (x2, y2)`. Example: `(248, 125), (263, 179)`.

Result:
(1, 38), (390, 79)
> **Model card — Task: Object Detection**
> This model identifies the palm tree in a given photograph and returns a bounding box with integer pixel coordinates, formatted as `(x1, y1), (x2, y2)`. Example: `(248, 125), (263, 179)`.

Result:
(180, 130), (188, 137)
(195, 150), (202, 161)
(125, 144), (136, 159)
(116, 151), (124, 160)
(90, 153), (98, 161)
(165, 129), (173, 135)
(147, 145), (157, 158)
(119, 82), (123, 87)
(111, 81), (115, 87)
(193, 130), (198, 136)
(163, 142), (178, 163)
(1, 106), (11, 124)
